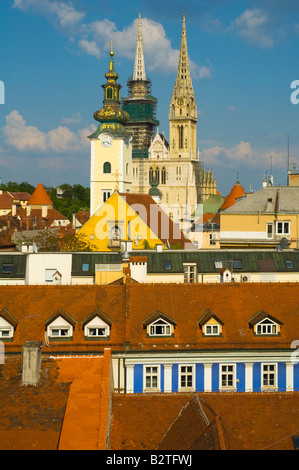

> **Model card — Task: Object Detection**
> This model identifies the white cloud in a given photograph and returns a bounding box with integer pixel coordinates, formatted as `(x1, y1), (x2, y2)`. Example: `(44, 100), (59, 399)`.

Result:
(233, 9), (275, 48)
(61, 112), (82, 125)
(13, 0), (85, 26)
(3, 110), (96, 153)
(78, 39), (101, 59)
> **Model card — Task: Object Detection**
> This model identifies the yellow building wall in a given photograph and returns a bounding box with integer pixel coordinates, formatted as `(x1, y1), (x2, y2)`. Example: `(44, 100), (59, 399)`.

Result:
(78, 193), (167, 251)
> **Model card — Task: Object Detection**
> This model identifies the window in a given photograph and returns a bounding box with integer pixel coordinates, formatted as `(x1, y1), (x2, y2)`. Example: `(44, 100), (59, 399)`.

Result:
(149, 319), (171, 336)
(2, 264), (13, 274)
(102, 190), (111, 203)
(106, 87), (113, 99)
(179, 365), (194, 390)
(164, 261), (172, 270)
(267, 223), (273, 239)
(209, 234), (216, 245)
(161, 167), (166, 185)
(183, 264), (197, 283)
(204, 324), (220, 336)
(232, 259), (243, 269)
(0, 328), (11, 338)
(256, 318), (277, 335)
(50, 328), (70, 337)
(262, 364), (277, 389)
(220, 364), (236, 389)
(276, 221), (290, 235)
(82, 263), (90, 272)
(87, 327), (107, 337)
(144, 366), (160, 391)
(286, 260), (293, 269)
(103, 162), (111, 174)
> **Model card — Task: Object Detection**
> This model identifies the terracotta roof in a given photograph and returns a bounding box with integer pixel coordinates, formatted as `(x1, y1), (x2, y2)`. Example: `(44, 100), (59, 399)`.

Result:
(75, 210), (90, 225)
(0, 192), (14, 210)
(220, 180), (246, 211)
(110, 392), (299, 450)
(1, 283), (299, 353)
(28, 183), (53, 206)
(119, 193), (194, 248)
(10, 207), (69, 230)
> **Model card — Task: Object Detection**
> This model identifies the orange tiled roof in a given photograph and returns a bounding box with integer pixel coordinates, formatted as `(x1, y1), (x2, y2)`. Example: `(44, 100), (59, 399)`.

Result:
(28, 183), (53, 206)
(110, 392), (299, 450)
(221, 180), (245, 210)
(119, 193), (194, 248)
(2, 283), (299, 354)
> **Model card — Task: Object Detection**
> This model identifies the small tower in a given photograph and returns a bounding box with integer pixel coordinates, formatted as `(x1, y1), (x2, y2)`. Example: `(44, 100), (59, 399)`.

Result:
(122, 14), (159, 161)
(89, 44), (132, 216)
(169, 10), (197, 160)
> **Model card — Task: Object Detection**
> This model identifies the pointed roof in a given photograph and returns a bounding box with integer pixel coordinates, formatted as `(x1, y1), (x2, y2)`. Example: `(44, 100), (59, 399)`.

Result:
(172, 10), (195, 98)
(28, 183), (53, 206)
(220, 180), (245, 211)
(133, 14), (146, 81)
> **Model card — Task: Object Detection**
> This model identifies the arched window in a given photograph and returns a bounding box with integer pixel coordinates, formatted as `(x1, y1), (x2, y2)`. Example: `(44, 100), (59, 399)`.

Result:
(103, 162), (111, 174)
(149, 167), (160, 184)
(106, 87), (113, 99)
(161, 167), (166, 185)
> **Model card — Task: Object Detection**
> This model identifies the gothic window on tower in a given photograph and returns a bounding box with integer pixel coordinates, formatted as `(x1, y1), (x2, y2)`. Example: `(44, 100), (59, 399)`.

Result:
(103, 162), (111, 174)
(102, 190), (111, 203)
(161, 167), (166, 185)
(179, 126), (184, 149)
(149, 167), (160, 185)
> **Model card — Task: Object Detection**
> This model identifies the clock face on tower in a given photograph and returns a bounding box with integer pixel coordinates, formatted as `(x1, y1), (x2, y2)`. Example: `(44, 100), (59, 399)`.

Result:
(100, 134), (113, 148)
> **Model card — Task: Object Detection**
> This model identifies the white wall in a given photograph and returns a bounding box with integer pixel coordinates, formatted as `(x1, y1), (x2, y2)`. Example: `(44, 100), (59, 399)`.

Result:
(25, 253), (72, 285)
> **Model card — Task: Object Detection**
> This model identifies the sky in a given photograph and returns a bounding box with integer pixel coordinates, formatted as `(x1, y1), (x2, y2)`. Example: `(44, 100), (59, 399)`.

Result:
(1, 0), (299, 196)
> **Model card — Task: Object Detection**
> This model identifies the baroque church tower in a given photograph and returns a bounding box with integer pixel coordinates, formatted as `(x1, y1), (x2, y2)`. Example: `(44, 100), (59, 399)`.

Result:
(88, 45), (132, 216)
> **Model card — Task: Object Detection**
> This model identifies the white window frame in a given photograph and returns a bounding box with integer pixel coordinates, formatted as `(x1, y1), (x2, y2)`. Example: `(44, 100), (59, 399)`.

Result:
(204, 324), (220, 336)
(220, 364), (236, 390)
(50, 327), (70, 338)
(266, 222), (274, 239)
(183, 263), (197, 284)
(256, 318), (278, 335)
(84, 316), (110, 338)
(179, 364), (195, 391)
(47, 315), (73, 339)
(0, 327), (12, 338)
(102, 190), (112, 203)
(261, 363), (277, 390)
(275, 221), (290, 236)
(143, 365), (160, 392)
(148, 319), (172, 337)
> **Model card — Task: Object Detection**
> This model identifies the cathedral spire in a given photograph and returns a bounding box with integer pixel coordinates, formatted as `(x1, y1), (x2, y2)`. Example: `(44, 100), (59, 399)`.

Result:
(173, 9), (194, 97)
(133, 14), (146, 81)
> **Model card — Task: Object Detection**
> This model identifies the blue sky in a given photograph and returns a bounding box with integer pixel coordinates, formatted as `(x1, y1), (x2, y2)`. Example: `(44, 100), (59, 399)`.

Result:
(1, 0), (299, 196)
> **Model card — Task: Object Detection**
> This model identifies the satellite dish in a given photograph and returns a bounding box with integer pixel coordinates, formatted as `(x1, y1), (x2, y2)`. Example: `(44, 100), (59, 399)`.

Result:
(279, 237), (289, 250)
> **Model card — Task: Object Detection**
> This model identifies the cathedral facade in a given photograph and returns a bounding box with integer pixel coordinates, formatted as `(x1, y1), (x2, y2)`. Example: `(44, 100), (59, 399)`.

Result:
(89, 12), (217, 229)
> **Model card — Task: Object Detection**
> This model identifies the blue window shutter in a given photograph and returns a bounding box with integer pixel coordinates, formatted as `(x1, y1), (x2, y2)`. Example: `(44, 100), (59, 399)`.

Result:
(212, 363), (219, 391)
(172, 364), (178, 392)
(161, 365), (164, 393)
(253, 363), (261, 392)
(237, 363), (245, 392)
(134, 365), (143, 393)
(196, 363), (204, 391)
(278, 362), (286, 391)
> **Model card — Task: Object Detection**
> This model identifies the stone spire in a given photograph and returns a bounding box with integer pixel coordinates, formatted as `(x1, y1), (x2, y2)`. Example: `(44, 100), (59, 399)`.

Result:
(133, 14), (146, 81)
(172, 9), (195, 99)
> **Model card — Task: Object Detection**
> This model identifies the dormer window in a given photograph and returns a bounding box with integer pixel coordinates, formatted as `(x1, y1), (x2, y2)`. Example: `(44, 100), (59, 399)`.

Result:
(204, 324), (220, 336)
(248, 311), (282, 336)
(149, 319), (171, 336)
(198, 310), (223, 337)
(46, 310), (76, 341)
(0, 309), (17, 341)
(256, 318), (277, 335)
(143, 311), (176, 338)
(82, 309), (112, 341)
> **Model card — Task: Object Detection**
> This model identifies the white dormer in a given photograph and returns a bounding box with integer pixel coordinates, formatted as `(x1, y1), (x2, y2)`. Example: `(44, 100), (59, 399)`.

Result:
(46, 315), (73, 339)
(84, 315), (110, 339)
(0, 316), (14, 339)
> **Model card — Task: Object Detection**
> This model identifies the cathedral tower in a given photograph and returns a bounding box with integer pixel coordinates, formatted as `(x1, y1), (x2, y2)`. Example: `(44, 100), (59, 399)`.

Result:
(89, 45), (132, 216)
(169, 10), (197, 160)
(122, 15), (159, 163)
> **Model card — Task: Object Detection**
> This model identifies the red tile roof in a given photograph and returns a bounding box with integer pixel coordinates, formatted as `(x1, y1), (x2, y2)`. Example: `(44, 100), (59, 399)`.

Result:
(28, 183), (53, 206)
(221, 180), (245, 211)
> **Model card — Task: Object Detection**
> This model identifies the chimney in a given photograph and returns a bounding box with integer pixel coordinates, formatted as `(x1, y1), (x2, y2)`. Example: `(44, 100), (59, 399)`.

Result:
(22, 341), (42, 386)
(11, 204), (16, 216)
(42, 205), (48, 218)
(26, 205), (31, 216)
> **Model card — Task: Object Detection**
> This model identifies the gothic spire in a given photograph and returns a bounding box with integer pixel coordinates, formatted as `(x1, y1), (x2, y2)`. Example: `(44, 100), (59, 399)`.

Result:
(133, 14), (146, 81)
(173, 10), (194, 97)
